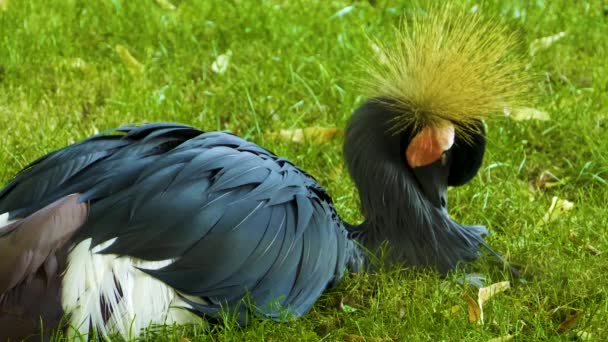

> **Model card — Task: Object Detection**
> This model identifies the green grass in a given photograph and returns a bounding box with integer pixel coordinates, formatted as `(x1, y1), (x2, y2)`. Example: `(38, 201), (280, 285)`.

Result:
(1, 0), (607, 340)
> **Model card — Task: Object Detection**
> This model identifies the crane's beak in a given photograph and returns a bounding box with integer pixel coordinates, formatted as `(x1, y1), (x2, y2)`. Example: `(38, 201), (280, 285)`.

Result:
(412, 158), (450, 215)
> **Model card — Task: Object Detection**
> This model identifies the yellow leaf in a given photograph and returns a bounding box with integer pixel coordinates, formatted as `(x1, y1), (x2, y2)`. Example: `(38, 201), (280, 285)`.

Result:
(505, 107), (550, 121)
(464, 293), (481, 323)
(486, 335), (513, 342)
(541, 196), (574, 224)
(155, 0), (176, 11)
(115, 45), (144, 75)
(478, 281), (510, 305)
(477, 281), (510, 323)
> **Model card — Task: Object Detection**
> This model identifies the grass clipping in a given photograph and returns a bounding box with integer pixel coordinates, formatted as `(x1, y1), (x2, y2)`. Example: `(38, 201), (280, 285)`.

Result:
(360, 4), (532, 141)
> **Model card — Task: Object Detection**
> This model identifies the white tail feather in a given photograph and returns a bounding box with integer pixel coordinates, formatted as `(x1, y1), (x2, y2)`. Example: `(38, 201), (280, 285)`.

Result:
(62, 238), (203, 339)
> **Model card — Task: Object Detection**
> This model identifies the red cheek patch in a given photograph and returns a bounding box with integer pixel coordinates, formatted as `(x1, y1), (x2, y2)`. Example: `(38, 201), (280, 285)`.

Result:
(406, 124), (455, 168)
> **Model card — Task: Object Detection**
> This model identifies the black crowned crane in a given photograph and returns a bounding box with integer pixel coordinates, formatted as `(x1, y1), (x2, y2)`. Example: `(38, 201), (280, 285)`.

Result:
(0, 5), (529, 341)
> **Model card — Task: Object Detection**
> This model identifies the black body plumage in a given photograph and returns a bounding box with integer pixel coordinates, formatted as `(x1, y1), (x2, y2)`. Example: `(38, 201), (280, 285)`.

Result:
(344, 100), (499, 273)
(0, 123), (360, 325)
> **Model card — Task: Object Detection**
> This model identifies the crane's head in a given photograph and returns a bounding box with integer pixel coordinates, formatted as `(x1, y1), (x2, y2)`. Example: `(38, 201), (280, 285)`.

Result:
(346, 3), (531, 220)
(404, 119), (485, 214)
(344, 99), (486, 218)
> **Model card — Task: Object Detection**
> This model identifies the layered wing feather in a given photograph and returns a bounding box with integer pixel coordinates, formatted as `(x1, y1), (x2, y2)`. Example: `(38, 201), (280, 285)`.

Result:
(0, 123), (353, 323)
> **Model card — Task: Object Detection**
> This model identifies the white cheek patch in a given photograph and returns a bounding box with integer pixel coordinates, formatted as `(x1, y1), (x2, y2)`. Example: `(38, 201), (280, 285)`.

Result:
(436, 124), (455, 151)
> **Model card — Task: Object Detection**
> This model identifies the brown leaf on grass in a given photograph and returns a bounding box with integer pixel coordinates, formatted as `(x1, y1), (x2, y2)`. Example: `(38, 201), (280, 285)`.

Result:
(464, 293), (481, 323)
(465, 281), (510, 324)
(179, 338), (191, 342)
(115, 45), (144, 75)
(268, 127), (344, 144)
(558, 310), (583, 333)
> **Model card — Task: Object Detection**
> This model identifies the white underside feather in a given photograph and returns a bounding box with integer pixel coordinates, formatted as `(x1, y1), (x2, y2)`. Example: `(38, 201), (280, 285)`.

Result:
(62, 238), (204, 340)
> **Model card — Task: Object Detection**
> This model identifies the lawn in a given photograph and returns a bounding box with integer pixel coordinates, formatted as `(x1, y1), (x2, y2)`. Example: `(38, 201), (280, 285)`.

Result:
(1, 0), (607, 341)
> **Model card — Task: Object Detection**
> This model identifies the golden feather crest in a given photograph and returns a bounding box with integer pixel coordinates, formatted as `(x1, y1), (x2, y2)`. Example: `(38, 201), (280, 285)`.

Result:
(361, 3), (533, 140)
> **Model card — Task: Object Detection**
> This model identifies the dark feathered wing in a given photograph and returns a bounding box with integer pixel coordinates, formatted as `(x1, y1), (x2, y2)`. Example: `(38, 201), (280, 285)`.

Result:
(0, 123), (354, 323)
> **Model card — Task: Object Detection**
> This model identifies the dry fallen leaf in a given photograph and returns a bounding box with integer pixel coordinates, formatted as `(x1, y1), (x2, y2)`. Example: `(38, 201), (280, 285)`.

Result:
(541, 196), (574, 224)
(179, 338), (191, 342)
(211, 51), (232, 74)
(478, 281), (511, 306)
(558, 310), (583, 333)
(464, 293), (481, 323)
(505, 107), (550, 121)
(269, 127), (343, 144)
(486, 335), (513, 342)
(477, 281), (511, 323)
(155, 0), (176, 11)
(529, 32), (566, 56)
(115, 45), (144, 75)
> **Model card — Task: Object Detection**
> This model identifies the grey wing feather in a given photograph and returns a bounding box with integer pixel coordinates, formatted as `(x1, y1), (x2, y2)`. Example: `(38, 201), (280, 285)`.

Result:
(0, 123), (354, 322)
